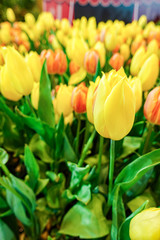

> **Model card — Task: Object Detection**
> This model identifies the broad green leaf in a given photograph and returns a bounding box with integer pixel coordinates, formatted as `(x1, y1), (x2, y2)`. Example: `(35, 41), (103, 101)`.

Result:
(55, 115), (64, 159)
(35, 178), (49, 195)
(114, 149), (160, 192)
(67, 162), (90, 189)
(0, 148), (8, 164)
(64, 134), (77, 163)
(118, 201), (148, 240)
(16, 108), (55, 148)
(59, 194), (110, 239)
(119, 136), (142, 159)
(38, 61), (55, 127)
(0, 196), (8, 209)
(29, 134), (53, 163)
(76, 183), (91, 204)
(24, 145), (39, 190)
(0, 218), (17, 240)
(127, 189), (156, 212)
(10, 174), (36, 212)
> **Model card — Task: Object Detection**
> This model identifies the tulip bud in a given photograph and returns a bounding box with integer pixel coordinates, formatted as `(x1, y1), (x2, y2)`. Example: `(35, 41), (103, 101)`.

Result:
(129, 208), (160, 240)
(6, 8), (15, 22)
(93, 68), (135, 140)
(25, 13), (35, 28)
(93, 41), (106, 68)
(120, 43), (130, 61)
(69, 60), (80, 75)
(130, 46), (146, 76)
(56, 84), (73, 117)
(144, 86), (160, 125)
(84, 50), (99, 75)
(146, 39), (159, 57)
(71, 83), (88, 113)
(52, 49), (67, 75)
(40, 49), (54, 74)
(105, 31), (117, 51)
(138, 15), (147, 28)
(138, 54), (159, 91)
(0, 47), (34, 101)
(129, 77), (142, 112)
(31, 82), (39, 110)
(25, 51), (42, 82)
(109, 53), (124, 71)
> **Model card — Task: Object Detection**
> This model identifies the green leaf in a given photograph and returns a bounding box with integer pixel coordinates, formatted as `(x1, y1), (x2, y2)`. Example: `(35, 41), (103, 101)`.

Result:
(10, 174), (36, 212)
(114, 149), (160, 192)
(93, 59), (101, 82)
(118, 201), (148, 240)
(38, 61), (55, 127)
(59, 194), (110, 239)
(76, 183), (91, 204)
(35, 178), (49, 195)
(0, 218), (17, 240)
(119, 136), (142, 159)
(127, 189), (156, 212)
(16, 108), (55, 148)
(64, 134), (77, 163)
(0, 148), (8, 164)
(55, 115), (64, 159)
(0, 196), (8, 209)
(67, 162), (90, 189)
(24, 145), (40, 190)
(29, 134), (53, 163)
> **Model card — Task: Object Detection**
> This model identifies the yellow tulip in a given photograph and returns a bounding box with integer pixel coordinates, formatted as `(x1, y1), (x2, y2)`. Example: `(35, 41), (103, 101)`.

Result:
(68, 67), (87, 85)
(25, 51), (42, 82)
(129, 208), (160, 240)
(138, 15), (147, 28)
(93, 41), (106, 68)
(31, 82), (39, 110)
(0, 28), (11, 44)
(105, 31), (117, 51)
(66, 36), (88, 67)
(93, 68), (135, 140)
(6, 8), (15, 22)
(138, 54), (159, 91)
(0, 47), (34, 101)
(25, 13), (35, 28)
(146, 39), (159, 57)
(120, 43), (130, 61)
(61, 18), (71, 34)
(129, 77), (142, 112)
(130, 46), (146, 76)
(56, 84), (73, 117)
(87, 77), (100, 124)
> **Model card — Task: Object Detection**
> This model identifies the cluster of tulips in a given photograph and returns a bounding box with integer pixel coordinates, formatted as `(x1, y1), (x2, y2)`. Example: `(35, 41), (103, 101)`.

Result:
(0, 8), (160, 240)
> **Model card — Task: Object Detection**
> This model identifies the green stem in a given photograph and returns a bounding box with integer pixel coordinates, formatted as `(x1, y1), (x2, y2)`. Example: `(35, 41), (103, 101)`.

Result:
(82, 119), (90, 150)
(78, 129), (96, 167)
(97, 136), (104, 177)
(108, 139), (115, 205)
(142, 122), (153, 155)
(75, 115), (81, 155)
(25, 95), (37, 118)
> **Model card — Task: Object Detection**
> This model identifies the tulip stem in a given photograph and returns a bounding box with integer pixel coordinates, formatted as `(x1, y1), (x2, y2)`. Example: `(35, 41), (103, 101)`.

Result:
(97, 136), (104, 178)
(142, 122), (153, 155)
(108, 139), (115, 205)
(75, 115), (81, 156)
(78, 129), (96, 167)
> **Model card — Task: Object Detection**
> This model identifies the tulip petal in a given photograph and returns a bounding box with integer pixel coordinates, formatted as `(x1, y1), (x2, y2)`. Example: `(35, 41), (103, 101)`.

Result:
(104, 78), (135, 140)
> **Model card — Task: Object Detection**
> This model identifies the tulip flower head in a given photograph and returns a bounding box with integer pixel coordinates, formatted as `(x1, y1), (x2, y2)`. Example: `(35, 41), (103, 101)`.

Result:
(109, 53), (124, 71)
(129, 208), (160, 240)
(144, 86), (160, 125)
(71, 82), (88, 113)
(84, 50), (99, 75)
(25, 51), (42, 82)
(93, 68), (135, 140)
(0, 46), (34, 101)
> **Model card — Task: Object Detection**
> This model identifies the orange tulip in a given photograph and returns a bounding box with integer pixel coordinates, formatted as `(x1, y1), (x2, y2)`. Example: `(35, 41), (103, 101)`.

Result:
(40, 49), (67, 75)
(71, 82), (88, 113)
(144, 86), (160, 125)
(69, 60), (80, 75)
(109, 53), (124, 71)
(84, 50), (99, 75)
